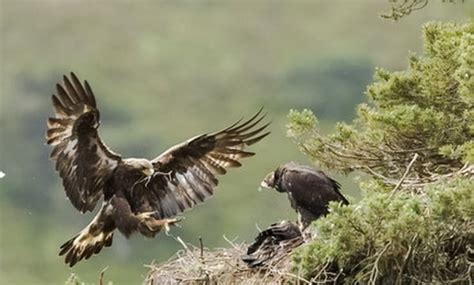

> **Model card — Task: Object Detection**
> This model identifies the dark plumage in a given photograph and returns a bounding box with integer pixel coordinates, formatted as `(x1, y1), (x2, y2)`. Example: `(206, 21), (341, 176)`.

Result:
(261, 162), (348, 229)
(242, 162), (348, 268)
(242, 221), (303, 268)
(47, 72), (270, 267)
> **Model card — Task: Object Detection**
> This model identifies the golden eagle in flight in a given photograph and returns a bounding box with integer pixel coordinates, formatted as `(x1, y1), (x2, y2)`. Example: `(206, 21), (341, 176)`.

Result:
(46, 73), (269, 267)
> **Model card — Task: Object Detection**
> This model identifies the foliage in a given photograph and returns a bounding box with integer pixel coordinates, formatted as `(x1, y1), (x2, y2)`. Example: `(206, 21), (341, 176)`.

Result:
(292, 178), (473, 283)
(145, 21), (473, 285)
(0, 2), (468, 284)
(289, 22), (473, 283)
(288, 22), (473, 188)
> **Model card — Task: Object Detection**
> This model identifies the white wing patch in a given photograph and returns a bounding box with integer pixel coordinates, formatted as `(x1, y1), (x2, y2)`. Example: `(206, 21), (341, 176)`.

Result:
(63, 139), (78, 155)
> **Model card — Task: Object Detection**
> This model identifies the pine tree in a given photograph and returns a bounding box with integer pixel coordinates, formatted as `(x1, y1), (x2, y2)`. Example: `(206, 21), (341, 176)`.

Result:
(288, 22), (473, 284)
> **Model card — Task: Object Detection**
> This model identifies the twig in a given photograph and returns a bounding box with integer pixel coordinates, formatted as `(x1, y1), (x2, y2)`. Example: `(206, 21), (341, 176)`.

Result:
(176, 236), (189, 251)
(196, 236), (210, 281)
(223, 235), (239, 249)
(390, 153), (419, 197)
(363, 165), (398, 184)
(312, 261), (330, 281)
(199, 236), (204, 259)
(180, 276), (210, 282)
(396, 234), (417, 285)
(98, 266), (108, 285)
(368, 241), (392, 285)
(278, 270), (311, 284)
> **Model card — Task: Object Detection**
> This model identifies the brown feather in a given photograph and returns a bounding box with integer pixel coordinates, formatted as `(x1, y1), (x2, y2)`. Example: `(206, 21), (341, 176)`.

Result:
(47, 73), (121, 213)
(46, 127), (65, 137)
(84, 80), (97, 107)
(63, 75), (80, 104)
(56, 83), (75, 108)
(47, 117), (71, 128)
(232, 112), (266, 134)
(70, 72), (88, 102)
(244, 131), (271, 146)
(215, 147), (255, 158)
(208, 152), (242, 167)
(51, 95), (71, 116)
(203, 156), (227, 175)
(225, 107), (263, 133)
(239, 123), (271, 141)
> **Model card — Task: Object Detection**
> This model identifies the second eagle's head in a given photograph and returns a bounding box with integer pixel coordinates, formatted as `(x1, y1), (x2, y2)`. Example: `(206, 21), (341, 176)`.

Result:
(260, 166), (285, 193)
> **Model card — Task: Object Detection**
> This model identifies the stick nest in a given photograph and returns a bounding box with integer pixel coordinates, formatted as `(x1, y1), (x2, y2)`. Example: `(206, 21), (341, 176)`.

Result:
(144, 237), (306, 285)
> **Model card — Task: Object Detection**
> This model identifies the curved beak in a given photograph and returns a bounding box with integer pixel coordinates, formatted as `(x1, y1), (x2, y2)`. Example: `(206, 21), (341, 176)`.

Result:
(258, 180), (272, 192)
(142, 168), (154, 177)
(258, 171), (275, 192)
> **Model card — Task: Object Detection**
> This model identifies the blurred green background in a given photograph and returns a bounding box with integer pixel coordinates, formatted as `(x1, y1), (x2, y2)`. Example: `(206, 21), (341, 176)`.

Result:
(0, 1), (469, 284)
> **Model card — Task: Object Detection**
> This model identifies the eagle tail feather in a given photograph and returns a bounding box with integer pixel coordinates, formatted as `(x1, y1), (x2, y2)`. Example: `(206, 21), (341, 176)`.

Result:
(59, 225), (114, 267)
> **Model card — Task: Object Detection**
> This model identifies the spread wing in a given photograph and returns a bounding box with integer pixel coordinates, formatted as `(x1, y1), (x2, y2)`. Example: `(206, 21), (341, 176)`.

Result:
(131, 109), (270, 218)
(46, 73), (121, 213)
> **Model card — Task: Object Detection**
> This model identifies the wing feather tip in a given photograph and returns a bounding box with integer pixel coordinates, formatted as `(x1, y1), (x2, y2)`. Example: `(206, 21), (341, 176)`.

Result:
(245, 131), (271, 146)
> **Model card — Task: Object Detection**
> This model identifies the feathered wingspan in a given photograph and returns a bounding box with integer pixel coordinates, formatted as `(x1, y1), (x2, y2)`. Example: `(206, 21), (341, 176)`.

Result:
(131, 109), (270, 217)
(46, 73), (121, 213)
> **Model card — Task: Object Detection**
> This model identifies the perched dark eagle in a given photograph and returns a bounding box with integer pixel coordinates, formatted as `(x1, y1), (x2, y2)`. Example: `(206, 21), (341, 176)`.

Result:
(242, 162), (348, 268)
(46, 73), (270, 267)
(260, 162), (348, 229)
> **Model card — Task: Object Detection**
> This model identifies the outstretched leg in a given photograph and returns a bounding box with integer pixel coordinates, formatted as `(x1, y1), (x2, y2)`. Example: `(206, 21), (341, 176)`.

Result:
(110, 194), (181, 238)
(137, 213), (182, 236)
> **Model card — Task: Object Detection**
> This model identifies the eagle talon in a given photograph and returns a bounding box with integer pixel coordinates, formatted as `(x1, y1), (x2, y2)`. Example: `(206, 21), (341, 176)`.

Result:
(169, 216), (184, 224)
(140, 215), (183, 233)
(138, 212), (156, 220)
(164, 217), (182, 234)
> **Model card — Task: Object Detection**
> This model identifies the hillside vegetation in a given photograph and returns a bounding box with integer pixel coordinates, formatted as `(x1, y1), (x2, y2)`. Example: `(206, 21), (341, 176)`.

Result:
(0, 1), (470, 284)
(146, 21), (473, 284)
